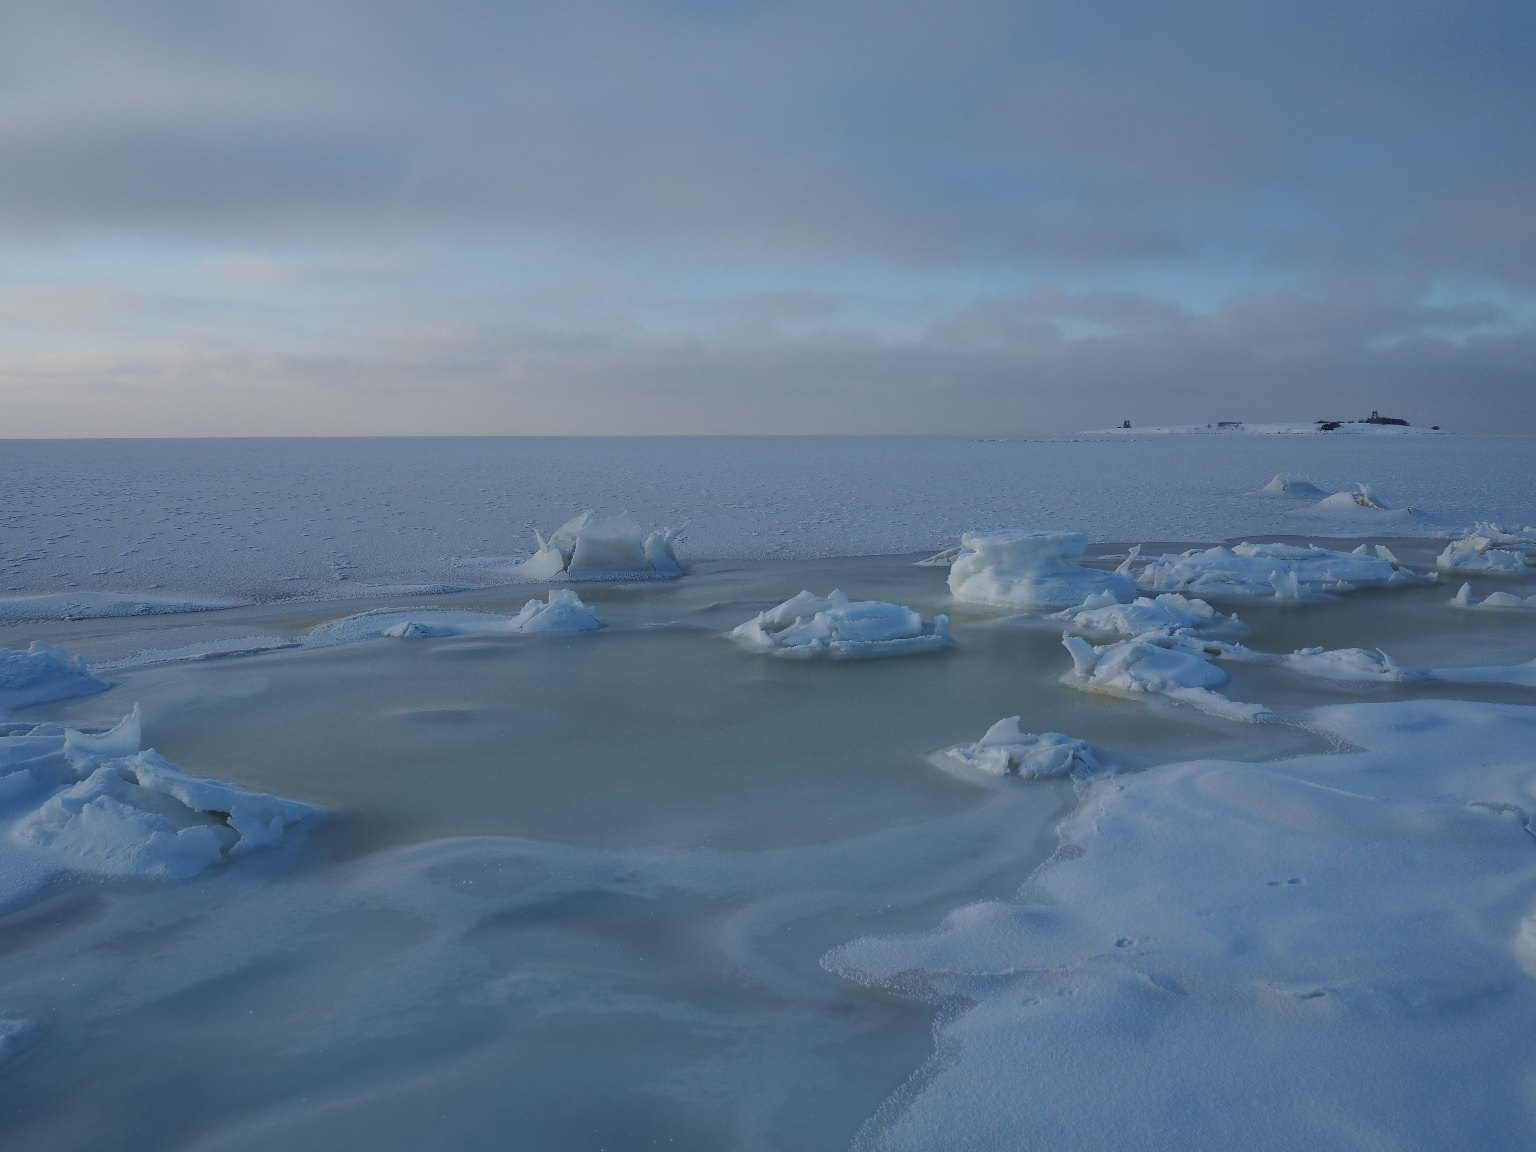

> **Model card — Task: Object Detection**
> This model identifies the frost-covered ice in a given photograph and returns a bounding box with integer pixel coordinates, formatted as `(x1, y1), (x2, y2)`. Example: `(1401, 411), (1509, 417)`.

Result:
(1, 710), (321, 906)
(947, 530), (1135, 611)
(1060, 635), (1270, 721)
(1436, 526), (1533, 574)
(1052, 590), (1243, 642)
(930, 719), (1105, 783)
(0, 642), (109, 711)
(513, 511), (683, 581)
(304, 591), (604, 646)
(1451, 583), (1536, 612)
(827, 699), (1536, 1152)
(730, 590), (950, 659)
(0, 591), (245, 623)
(1137, 541), (1426, 602)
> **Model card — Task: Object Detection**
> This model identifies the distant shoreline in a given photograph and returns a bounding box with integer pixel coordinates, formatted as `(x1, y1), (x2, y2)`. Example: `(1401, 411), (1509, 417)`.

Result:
(1086, 420), (1445, 436)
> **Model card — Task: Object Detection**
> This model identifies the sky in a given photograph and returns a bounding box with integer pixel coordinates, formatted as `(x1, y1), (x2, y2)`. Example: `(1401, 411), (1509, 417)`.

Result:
(2, 0), (1534, 436)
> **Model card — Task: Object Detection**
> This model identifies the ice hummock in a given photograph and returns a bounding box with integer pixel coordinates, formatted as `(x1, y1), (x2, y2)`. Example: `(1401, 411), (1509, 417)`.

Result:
(1259, 473), (1328, 500)
(1436, 526), (1533, 574)
(2, 709), (321, 905)
(1052, 591), (1244, 643)
(0, 642), (109, 712)
(947, 531), (1135, 611)
(305, 591), (604, 646)
(1136, 541), (1427, 602)
(931, 718), (1105, 783)
(1450, 583), (1536, 612)
(729, 590), (950, 659)
(514, 512), (683, 581)
(1060, 635), (1269, 721)
(1311, 484), (1424, 520)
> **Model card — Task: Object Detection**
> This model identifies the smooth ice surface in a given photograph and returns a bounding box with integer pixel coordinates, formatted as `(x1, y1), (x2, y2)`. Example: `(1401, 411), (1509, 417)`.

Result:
(0, 642), (108, 712)
(947, 530), (1135, 611)
(827, 698), (1536, 1152)
(730, 590), (950, 659)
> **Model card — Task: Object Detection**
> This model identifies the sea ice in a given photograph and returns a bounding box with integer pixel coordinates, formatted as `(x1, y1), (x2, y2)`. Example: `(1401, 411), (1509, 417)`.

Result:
(513, 512), (683, 581)
(0, 642), (109, 712)
(1310, 484), (1423, 520)
(305, 591), (604, 646)
(1259, 473), (1327, 499)
(2, 710), (321, 905)
(729, 590), (950, 659)
(1060, 635), (1270, 721)
(1436, 527), (1533, 574)
(1136, 541), (1426, 602)
(1450, 583), (1536, 612)
(1052, 591), (1244, 642)
(1279, 646), (1424, 684)
(0, 591), (244, 624)
(947, 531), (1135, 611)
(930, 718), (1104, 782)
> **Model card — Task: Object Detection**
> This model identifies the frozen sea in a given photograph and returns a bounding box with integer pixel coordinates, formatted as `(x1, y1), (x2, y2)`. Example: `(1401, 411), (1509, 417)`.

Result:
(2, 435), (1535, 1151)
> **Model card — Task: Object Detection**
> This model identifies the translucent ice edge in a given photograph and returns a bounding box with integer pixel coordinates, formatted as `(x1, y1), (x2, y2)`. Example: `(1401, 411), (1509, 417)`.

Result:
(0, 708), (323, 909)
(730, 590), (950, 659)
(827, 698), (1536, 1151)
(513, 511), (683, 582)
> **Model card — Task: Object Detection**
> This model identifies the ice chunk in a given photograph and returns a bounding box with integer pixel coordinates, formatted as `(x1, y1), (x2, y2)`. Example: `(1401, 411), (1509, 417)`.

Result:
(0, 642), (109, 712)
(931, 718), (1104, 782)
(1436, 528), (1532, 574)
(1061, 635), (1270, 721)
(729, 590), (950, 659)
(1259, 473), (1327, 499)
(1053, 592), (1244, 642)
(1280, 647), (1425, 685)
(1311, 484), (1422, 519)
(305, 592), (604, 646)
(514, 512), (683, 581)
(1450, 583), (1536, 612)
(2, 712), (321, 905)
(1137, 541), (1426, 602)
(947, 531), (1135, 611)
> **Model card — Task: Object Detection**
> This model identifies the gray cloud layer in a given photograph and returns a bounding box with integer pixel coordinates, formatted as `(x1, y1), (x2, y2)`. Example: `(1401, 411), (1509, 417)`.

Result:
(2, 1), (1533, 434)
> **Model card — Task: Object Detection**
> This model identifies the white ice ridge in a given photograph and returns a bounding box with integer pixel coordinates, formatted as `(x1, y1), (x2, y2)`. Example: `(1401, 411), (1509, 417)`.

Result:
(1436, 525), (1534, 574)
(303, 591), (604, 647)
(1, 709), (321, 907)
(1060, 635), (1270, 722)
(1451, 583), (1536, 612)
(1136, 541), (1428, 602)
(513, 511), (683, 581)
(1052, 590), (1245, 643)
(826, 699), (1536, 1151)
(729, 590), (951, 659)
(931, 718), (1105, 783)
(947, 530), (1135, 611)
(0, 642), (109, 712)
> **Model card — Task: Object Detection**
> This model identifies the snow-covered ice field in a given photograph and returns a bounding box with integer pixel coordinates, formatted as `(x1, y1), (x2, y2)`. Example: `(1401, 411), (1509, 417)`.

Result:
(2, 434), (1535, 1151)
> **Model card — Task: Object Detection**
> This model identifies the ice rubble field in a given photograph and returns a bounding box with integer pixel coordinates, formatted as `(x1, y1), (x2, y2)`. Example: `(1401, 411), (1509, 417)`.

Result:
(2, 434), (1536, 1151)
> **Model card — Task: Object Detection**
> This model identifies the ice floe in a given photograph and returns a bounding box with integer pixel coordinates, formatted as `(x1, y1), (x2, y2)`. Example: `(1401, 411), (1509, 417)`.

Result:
(1436, 526), (1533, 574)
(930, 718), (1105, 783)
(826, 698), (1536, 1152)
(1450, 583), (1536, 612)
(1052, 591), (1244, 643)
(304, 591), (604, 647)
(0, 642), (109, 712)
(947, 530), (1135, 611)
(1136, 541), (1428, 602)
(1, 709), (321, 906)
(1060, 635), (1270, 721)
(513, 512), (683, 581)
(729, 590), (950, 659)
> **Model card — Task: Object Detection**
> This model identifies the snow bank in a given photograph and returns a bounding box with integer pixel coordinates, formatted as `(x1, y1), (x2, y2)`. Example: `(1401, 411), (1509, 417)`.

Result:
(0, 643), (109, 712)
(305, 592), (604, 647)
(1052, 591), (1243, 642)
(826, 699), (1536, 1152)
(1436, 527), (1533, 574)
(1137, 541), (1425, 602)
(930, 718), (1104, 783)
(947, 531), (1135, 611)
(1, 710), (321, 905)
(1060, 635), (1269, 721)
(1450, 583), (1536, 612)
(514, 512), (682, 581)
(729, 590), (950, 659)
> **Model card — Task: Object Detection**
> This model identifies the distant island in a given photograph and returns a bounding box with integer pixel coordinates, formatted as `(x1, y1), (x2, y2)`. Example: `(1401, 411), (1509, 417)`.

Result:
(1089, 412), (1443, 436)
